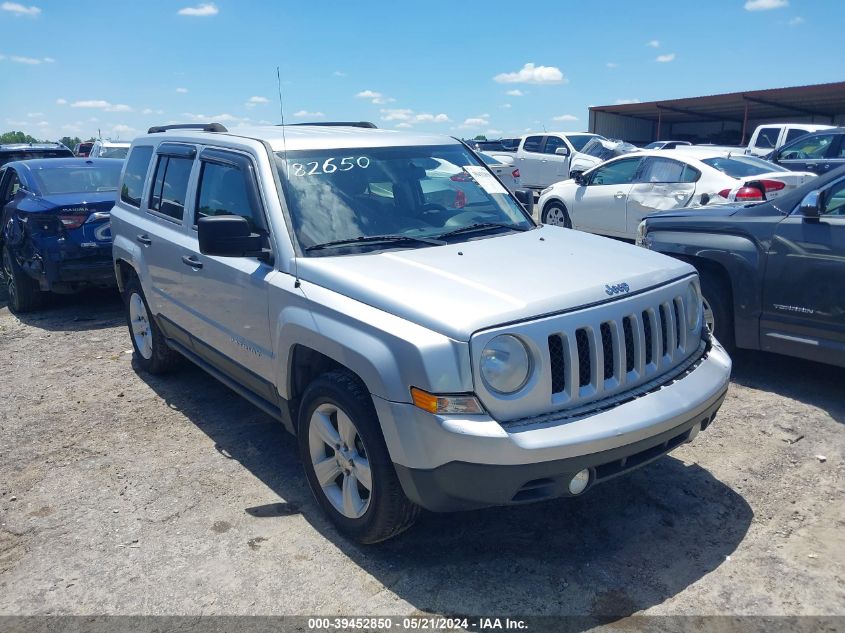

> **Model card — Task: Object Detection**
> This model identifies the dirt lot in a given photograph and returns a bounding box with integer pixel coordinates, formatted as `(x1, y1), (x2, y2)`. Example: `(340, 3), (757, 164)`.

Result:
(0, 287), (843, 621)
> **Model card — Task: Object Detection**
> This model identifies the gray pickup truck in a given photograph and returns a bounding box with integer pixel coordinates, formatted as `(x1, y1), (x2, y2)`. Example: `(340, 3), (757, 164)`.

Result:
(638, 166), (845, 367)
(111, 122), (731, 542)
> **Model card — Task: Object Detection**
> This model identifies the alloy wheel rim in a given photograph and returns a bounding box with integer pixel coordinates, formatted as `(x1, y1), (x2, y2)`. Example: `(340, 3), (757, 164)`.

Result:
(308, 402), (372, 519)
(2, 251), (17, 306)
(128, 292), (153, 360)
(545, 206), (568, 227)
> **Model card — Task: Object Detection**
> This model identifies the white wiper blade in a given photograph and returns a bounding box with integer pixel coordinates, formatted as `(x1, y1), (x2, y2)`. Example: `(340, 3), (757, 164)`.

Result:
(305, 234), (445, 252)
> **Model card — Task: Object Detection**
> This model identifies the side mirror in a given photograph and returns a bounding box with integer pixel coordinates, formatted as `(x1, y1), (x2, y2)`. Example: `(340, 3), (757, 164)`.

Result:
(514, 188), (534, 215)
(554, 147), (569, 156)
(198, 215), (264, 257)
(798, 191), (821, 219)
(571, 170), (585, 185)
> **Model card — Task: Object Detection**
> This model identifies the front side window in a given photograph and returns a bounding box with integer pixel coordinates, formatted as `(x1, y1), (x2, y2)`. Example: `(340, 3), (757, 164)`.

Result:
(195, 159), (261, 228)
(276, 144), (532, 255)
(778, 134), (837, 161)
(522, 136), (543, 153)
(121, 146), (154, 207)
(784, 128), (809, 145)
(754, 128), (780, 149)
(589, 157), (643, 186)
(149, 155), (193, 220)
(822, 180), (845, 217)
(543, 136), (567, 155)
(0, 169), (21, 205)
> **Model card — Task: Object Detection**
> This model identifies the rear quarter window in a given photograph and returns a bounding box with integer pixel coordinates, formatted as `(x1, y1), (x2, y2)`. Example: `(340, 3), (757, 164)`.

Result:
(120, 146), (154, 207)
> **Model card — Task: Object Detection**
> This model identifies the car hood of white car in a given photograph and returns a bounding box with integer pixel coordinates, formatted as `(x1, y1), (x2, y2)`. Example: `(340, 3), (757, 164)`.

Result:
(295, 225), (694, 341)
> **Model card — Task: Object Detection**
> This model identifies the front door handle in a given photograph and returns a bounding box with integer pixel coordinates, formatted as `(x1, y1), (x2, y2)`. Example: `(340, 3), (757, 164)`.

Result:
(614, 192), (625, 199)
(136, 234), (152, 246)
(181, 255), (203, 269)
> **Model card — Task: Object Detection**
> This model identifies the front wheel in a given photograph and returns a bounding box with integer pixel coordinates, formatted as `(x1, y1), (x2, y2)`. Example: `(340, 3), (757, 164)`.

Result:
(2, 245), (43, 313)
(542, 202), (572, 228)
(123, 275), (181, 374)
(298, 370), (420, 543)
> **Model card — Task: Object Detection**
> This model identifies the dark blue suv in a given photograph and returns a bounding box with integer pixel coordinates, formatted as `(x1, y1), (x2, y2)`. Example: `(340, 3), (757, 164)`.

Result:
(0, 158), (123, 312)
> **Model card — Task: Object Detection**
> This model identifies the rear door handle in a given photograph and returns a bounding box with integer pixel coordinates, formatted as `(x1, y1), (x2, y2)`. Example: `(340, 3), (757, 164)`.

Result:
(136, 234), (152, 245)
(181, 255), (203, 269)
(614, 192), (625, 198)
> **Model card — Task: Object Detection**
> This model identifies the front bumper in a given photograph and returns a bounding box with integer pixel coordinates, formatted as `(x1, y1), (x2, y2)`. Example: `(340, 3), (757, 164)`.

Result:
(374, 341), (731, 512)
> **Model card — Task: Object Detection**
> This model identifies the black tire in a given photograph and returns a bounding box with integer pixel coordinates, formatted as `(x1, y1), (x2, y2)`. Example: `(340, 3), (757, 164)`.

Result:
(123, 274), (181, 374)
(298, 369), (420, 543)
(699, 270), (735, 352)
(2, 245), (44, 313)
(542, 201), (572, 228)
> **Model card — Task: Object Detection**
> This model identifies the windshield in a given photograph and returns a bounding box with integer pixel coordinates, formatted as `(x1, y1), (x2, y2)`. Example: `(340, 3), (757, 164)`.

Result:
(701, 155), (788, 178)
(31, 163), (123, 194)
(99, 146), (129, 159)
(276, 144), (532, 255)
(567, 134), (600, 152)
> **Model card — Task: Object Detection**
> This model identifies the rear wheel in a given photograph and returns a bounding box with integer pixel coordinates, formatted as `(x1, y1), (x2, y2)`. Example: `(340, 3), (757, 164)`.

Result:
(123, 274), (181, 374)
(699, 270), (735, 352)
(542, 201), (572, 228)
(2, 245), (44, 313)
(298, 370), (420, 543)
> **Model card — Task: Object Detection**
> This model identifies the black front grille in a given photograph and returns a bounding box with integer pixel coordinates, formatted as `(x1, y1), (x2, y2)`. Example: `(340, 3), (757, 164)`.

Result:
(673, 299), (682, 349)
(642, 310), (653, 365)
(623, 316), (635, 373)
(659, 305), (669, 357)
(548, 334), (566, 394)
(576, 329), (591, 387)
(600, 323), (614, 380)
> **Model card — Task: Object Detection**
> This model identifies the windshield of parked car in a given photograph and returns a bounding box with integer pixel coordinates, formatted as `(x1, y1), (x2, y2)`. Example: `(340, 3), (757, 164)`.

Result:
(30, 163), (123, 194)
(701, 155), (788, 178)
(276, 144), (532, 254)
(581, 138), (639, 161)
(99, 146), (129, 159)
(566, 135), (600, 152)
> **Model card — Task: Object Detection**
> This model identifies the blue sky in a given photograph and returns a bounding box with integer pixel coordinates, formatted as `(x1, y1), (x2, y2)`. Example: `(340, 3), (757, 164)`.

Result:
(1, 0), (841, 142)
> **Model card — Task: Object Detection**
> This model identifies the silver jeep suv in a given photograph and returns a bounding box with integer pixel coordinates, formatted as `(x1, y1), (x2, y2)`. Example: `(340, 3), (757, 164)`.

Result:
(111, 122), (731, 543)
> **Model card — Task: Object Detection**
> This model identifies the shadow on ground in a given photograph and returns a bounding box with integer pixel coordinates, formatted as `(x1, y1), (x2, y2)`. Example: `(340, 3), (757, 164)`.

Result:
(138, 360), (753, 621)
(730, 349), (844, 424)
(0, 288), (123, 332)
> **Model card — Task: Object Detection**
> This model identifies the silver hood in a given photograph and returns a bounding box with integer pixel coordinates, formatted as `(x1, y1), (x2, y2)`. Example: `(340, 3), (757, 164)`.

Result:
(295, 225), (695, 341)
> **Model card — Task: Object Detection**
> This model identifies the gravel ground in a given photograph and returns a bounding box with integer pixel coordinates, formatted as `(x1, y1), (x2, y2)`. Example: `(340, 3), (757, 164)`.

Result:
(0, 287), (843, 621)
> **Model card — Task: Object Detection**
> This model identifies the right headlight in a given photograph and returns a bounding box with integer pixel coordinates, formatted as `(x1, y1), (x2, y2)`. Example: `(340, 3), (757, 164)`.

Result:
(686, 281), (702, 330)
(480, 334), (531, 394)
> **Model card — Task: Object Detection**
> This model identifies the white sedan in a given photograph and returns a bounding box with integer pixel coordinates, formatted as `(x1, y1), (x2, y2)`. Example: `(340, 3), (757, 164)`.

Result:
(536, 149), (816, 240)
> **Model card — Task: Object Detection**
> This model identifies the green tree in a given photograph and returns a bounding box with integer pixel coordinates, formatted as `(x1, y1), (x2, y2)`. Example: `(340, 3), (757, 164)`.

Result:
(473, 135), (488, 141)
(59, 136), (82, 150)
(0, 131), (41, 144)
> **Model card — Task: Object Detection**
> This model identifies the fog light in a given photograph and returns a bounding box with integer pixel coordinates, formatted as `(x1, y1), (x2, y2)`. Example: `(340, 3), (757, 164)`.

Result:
(568, 469), (590, 495)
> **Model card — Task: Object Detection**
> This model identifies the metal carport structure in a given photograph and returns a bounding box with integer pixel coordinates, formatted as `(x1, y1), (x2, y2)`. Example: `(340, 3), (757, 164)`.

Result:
(589, 81), (845, 145)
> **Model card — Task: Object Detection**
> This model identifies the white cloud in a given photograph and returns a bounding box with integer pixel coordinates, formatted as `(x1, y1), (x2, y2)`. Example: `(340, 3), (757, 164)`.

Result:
(245, 95), (269, 108)
(55, 98), (66, 105)
(414, 113), (450, 123)
(69, 100), (132, 112)
(501, 103), (512, 109)
(788, 16), (804, 25)
(553, 114), (578, 122)
(1, 2), (41, 16)
(506, 89), (524, 97)
(494, 63), (565, 84)
(614, 98), (640, 105)
(486, 129), (503, 136)
(355, 89), (394, 104)
(379, 108), (413, 121)
(112, 124), (137, 138)
(647, 40), (660, 48)
(26, 111), (42, 117)
(461, 117), (490, 127)
(332, 70), (347, 77)
(177, 2), (218, 16)
(10, 55), (42, 64)
(395, 123), (413, 129)
(606, 62), (618, 68)
(182, 112), (239, 123)
(142, 108), (164, 115)
(293, 110), (325, 118)
(35, 120), (49, 127)
(656, 53), (676, 62)
(745, 0), (787, 10)
(106, 104), (132, 112)
(176, 87), (188, 93)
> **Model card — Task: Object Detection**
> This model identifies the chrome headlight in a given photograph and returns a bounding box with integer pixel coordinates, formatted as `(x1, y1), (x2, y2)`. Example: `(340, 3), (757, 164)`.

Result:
(480, 335), (531, 394)
(686, 281), (702, 329)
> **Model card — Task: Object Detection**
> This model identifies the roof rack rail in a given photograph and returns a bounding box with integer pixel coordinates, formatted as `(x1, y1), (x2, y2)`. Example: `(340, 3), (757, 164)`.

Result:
(284, 121), (377, 129)
(147, 123), (229, 134)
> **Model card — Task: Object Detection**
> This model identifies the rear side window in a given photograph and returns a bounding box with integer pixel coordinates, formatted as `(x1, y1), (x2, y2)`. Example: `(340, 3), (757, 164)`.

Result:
(195, 158), (261, 229)
(120, 146), (154, 207)
(522, 136), (543, 153)
(639, 158), (687, 183)
(754, 127), (780, 149)
(149, 155), (193, 220)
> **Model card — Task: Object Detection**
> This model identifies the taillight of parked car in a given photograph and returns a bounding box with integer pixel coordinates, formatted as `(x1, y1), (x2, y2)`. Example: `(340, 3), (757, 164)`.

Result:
(57, 208), (89, 229)
(759, 179), (786, 192)
(512, 168), (520, 179)
(450, 172), (473, 182)
(454, 189), (466, 209)
(718, 187), (764, 202)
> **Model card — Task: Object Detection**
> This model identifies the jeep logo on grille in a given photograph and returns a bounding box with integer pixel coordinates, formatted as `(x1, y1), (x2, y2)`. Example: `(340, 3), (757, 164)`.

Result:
(605, 282), (630, 296)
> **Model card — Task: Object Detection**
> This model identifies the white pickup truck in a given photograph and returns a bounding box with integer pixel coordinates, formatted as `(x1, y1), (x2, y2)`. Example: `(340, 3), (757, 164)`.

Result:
(515, 132), (603, 191)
